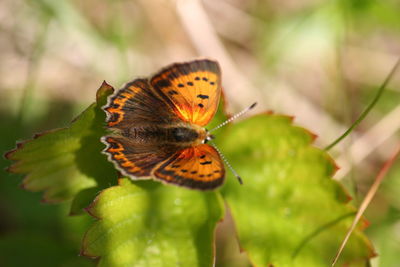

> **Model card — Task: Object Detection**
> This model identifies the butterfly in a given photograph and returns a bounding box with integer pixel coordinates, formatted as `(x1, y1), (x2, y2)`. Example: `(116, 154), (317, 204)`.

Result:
(101, 59), (228, 190)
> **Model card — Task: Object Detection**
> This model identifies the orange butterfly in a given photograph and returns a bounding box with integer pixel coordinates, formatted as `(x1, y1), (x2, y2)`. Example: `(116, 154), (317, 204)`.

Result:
(102, 59), (242, 190)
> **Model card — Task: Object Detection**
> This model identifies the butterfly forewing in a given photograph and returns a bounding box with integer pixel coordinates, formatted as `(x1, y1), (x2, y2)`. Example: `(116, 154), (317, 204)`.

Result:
(150, 59), (221, 127)
(103, 78), (179, 129)
(102, 136), (178, 178)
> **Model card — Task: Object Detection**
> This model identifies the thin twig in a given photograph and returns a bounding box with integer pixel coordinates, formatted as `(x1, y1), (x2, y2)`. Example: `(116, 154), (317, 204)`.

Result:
(332, 145), (400, 266)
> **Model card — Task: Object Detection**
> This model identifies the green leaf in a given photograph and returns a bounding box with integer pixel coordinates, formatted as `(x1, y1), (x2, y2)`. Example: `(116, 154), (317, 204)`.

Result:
(5, 82), (117, 205)
(217, 114), (375, 266)
(82, 178), (224, 267)
(70, 187), (103, 216)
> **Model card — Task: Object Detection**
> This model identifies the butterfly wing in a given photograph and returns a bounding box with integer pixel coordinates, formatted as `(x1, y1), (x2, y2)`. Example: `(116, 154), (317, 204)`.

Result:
(103, 78), (179, 129)
(102, 137), (225, 189)
(150, 59), (221, 127)
(153, 144), (225, 190)
(102, 136), (178, 178)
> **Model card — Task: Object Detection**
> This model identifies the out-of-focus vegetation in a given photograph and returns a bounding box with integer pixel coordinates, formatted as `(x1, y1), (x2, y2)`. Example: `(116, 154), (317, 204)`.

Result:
(1, 0), (399, 266)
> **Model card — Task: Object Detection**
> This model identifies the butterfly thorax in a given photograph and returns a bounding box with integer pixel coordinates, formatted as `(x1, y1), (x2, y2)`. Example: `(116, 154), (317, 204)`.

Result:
(123, 123), (207, 146)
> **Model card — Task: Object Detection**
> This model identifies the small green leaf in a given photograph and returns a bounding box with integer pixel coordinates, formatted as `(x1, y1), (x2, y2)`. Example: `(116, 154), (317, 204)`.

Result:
(5, 82), (117, 204)
(82, 178), (224, 267)
(217, 114), (375, 266)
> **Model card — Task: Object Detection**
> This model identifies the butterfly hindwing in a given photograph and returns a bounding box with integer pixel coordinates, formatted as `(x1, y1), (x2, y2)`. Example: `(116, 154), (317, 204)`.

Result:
(102, 136), (177, 178)
(153, 144), (225, 190)
(150, 59), (221, 127)
(103, 78), (179, 129)
(102, 137), (225, 190)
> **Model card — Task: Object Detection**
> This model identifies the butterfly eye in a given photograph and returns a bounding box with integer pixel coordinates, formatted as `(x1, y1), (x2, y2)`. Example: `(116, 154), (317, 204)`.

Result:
(203, 134), (215, 144)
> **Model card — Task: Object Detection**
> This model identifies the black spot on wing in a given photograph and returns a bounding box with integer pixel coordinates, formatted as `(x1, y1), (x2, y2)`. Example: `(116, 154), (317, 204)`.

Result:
(154, 79), (172, 89)
(197, 94), (209, 99)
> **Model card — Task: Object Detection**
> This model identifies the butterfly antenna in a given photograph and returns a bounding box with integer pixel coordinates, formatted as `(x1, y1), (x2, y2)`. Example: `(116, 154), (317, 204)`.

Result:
(208, 102), (257, 133)
(210, 141), (243, 185)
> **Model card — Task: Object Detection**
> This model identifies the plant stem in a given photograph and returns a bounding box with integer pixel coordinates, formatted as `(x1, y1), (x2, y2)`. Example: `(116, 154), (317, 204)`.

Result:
(324, 57), (400, 151)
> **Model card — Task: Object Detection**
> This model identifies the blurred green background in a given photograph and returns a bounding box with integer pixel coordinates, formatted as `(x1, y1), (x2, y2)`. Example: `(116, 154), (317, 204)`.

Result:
(1, 0), (399, 266)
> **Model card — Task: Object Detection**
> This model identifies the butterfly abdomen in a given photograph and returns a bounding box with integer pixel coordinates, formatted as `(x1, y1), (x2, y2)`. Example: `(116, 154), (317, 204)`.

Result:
(124, 125), (205, 145)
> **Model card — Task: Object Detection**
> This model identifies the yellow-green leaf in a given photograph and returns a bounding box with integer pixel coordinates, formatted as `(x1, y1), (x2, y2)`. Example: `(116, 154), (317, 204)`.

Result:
(5, 82), (117, 207)
(217, 114), (375, 266)
(82, 178), (224, 267)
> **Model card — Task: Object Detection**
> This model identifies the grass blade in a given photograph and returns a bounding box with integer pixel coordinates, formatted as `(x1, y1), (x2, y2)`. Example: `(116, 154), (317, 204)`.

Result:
(325, 58), (400, 151)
